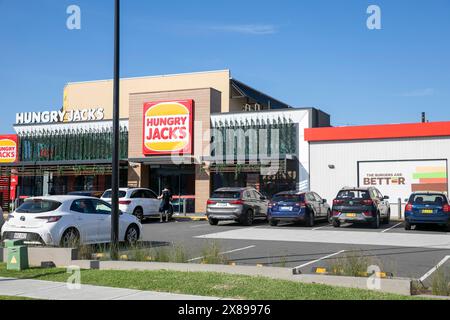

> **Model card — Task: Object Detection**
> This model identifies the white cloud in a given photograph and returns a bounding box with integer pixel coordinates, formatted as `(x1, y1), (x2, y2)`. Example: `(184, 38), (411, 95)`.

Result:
(209, 24), (278, 35)
(400, 88), (435, 97)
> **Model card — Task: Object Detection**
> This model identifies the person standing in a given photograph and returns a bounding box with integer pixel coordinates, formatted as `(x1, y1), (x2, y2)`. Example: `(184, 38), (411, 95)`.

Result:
(158, 187), (173, 222)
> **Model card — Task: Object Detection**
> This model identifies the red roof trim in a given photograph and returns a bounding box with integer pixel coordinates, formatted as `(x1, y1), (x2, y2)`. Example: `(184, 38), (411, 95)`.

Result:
(305, 121), (450, 142)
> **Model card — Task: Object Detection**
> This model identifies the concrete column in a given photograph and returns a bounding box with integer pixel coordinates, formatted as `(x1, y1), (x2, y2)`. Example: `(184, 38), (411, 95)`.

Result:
(195, 165), (210, 213)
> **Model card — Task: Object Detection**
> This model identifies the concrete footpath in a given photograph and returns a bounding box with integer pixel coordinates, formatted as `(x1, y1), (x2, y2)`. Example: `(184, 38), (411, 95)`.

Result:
(0, 277), (223, 300)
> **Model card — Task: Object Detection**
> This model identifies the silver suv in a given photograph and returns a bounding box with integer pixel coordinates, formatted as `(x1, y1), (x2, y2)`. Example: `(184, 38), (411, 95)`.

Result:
(206, 187), (269, 226)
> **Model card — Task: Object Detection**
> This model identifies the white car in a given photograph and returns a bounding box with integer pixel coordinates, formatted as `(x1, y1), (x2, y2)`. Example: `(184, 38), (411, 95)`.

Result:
(101, 188), (163, 221)
(1, 196), (142, 247)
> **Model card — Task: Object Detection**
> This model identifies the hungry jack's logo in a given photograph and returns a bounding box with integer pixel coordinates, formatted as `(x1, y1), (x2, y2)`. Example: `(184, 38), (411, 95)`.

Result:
(142, 100), (193, 155)
(0, 135), (18, 163)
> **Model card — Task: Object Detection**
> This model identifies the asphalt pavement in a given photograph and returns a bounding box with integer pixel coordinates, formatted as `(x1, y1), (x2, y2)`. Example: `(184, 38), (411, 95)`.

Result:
(140, 218), (450, 280)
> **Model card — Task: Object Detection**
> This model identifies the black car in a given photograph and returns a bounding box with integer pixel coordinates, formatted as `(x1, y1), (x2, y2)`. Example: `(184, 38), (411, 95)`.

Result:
(331, 187), (390, 229)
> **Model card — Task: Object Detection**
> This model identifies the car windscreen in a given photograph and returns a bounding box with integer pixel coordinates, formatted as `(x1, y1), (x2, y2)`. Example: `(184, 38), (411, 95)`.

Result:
(337, 190), (370, 200)
(211, 191), (241, 199)
(409, 194), (448, 205)
(16, 199), (62, 213)
(102, 190), (127, 198)
(272, 194), (305, 203)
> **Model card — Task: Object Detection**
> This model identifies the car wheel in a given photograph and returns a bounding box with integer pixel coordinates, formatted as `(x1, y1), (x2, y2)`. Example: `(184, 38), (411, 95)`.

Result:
(60, 228), (80, 247)
(383, 210), (391, 224)
(269, 219), (278, 226)
(305, 209), (315, 227)
(405, 220), (412, 230)
(241, 209), (254, 226)
(208, 218), (219, 226)
(125, 224), (139, 245)
(332, 219), (340, 228)
(133, 207), (144, 222)
(327, 210), (332, 224)
(371, 213), (380, 229)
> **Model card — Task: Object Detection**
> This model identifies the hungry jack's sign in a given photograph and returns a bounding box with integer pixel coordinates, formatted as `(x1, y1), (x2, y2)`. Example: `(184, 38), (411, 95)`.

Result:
(142, 100), (193, 155)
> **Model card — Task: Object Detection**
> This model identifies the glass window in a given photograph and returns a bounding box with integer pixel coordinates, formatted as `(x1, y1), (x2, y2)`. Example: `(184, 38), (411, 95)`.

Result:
(244, 191), (252, 199)
(16, 199), (62, 213)
(70, 199), (96, 214)
(409, 194), (448, 205)
(143, 190), (157, 199)
(337, 190), (371, 200)
(272, 194), (305, 203)
(93, 200), (111, 215)
(131, 190), (143, 198)
(306, 193), (316, 202)
(102, 190), (126, 199)
(211, 191), (241, 199)
(313, 193), (322, 202)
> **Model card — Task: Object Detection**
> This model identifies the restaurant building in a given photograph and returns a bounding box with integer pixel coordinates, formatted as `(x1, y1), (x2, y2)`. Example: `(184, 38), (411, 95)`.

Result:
(0, 70), (329, 213)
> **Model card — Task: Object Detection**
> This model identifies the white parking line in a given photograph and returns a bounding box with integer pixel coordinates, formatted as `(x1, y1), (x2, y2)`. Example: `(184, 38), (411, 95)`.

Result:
(419, 255), (450, 283)
(312, 225), (329, 231)
(381, 222), (403, 233)
(293, 250), (346, 270)
(190, 224), (210, 228)
(187, 245), (256, 262)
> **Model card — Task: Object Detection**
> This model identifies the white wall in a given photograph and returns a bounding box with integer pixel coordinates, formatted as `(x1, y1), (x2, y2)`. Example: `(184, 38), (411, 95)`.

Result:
(310, 136), (450, 218)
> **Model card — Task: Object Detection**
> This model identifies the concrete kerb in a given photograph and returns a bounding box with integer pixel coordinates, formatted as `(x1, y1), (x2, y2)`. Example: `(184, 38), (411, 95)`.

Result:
(68, 260), (413, 296)
(2, 247), (413, 296)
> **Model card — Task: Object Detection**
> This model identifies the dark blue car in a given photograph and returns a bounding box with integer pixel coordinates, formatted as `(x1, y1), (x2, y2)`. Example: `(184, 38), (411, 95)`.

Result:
(404, 192), (450, 231)
(268, 191), (330, 227)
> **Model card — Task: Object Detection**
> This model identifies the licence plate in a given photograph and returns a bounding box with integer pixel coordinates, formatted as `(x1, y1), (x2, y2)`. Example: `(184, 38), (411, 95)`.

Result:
(13, 233), (27, 240)
(422, 209), (433, 214)
(280, 206), (293, 211)
(345, 213), (357, 218)
(216, 203), (228, 207)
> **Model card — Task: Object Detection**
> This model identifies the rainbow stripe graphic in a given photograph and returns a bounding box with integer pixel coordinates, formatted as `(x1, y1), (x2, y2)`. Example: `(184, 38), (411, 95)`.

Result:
(412, 166), (448, 192)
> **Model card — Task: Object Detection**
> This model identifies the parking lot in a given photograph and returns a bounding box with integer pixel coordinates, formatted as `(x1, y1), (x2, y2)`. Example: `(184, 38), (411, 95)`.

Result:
(140, 218), (450, 280)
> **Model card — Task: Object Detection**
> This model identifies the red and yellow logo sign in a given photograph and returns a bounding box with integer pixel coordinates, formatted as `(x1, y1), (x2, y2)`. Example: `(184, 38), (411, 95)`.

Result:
(143, 100), (193, 155)
(0, 135), (18, 163)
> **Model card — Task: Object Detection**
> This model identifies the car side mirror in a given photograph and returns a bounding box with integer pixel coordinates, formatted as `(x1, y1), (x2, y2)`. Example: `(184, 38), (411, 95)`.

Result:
(383, 196), (390, 200)
(322, 199), (327, 204)
(260, 196), (267, 200)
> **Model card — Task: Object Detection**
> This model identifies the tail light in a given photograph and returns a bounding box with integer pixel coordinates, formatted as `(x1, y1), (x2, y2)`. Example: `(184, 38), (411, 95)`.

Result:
(119, 200), (131, 205)
(405, 203), (413, 212)
(333, 199), (343, 205)
(363, 200), (373, 205)
(332, 210), (340, 216)
(230, 200), (244, 205)
(268, 202), (274, 208)
(206, 200), (216, 205)
(362, 211), (373, 217)
(36, 216), (62, 223)
(443, 204), (450, 213)
(295, 202), (306, 207)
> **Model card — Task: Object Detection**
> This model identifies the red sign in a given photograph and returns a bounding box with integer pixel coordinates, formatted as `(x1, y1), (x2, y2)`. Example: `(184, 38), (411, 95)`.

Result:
(0, 135), (18, 163)
(142, 100), (194, 155)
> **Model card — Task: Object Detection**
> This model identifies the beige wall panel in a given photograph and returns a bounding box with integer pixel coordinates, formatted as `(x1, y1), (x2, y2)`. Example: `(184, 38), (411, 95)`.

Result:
(63, 70), (231, 119)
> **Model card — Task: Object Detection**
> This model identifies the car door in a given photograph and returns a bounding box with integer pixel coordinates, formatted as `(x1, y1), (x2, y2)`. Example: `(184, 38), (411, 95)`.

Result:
(376, 189), (389, 217)
(92, 199), (112, 243)
(143, 189), (159, 216)
(306, 193), (320, 216)
(313, 192), (326, 217)
(69, 199), (102, 243)
(130, 190), (145, 214)
(254, 190), (268, 217)
(243, 190), (257, 213)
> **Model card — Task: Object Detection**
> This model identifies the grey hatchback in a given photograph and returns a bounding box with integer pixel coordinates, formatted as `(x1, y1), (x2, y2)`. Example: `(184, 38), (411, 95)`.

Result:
(206, 187), (269, 226)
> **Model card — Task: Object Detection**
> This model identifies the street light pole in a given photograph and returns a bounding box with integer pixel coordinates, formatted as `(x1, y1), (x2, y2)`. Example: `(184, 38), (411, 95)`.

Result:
(111, 0), (120, 260)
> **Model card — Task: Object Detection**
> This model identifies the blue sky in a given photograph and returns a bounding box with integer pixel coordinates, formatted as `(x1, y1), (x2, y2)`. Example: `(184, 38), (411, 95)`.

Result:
(1, 0), (449, 133)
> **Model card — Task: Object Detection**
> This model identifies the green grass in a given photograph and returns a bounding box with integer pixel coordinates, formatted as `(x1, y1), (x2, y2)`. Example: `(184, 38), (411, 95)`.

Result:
(0, 296), (37, 300)
(0, 264), (424, 300)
